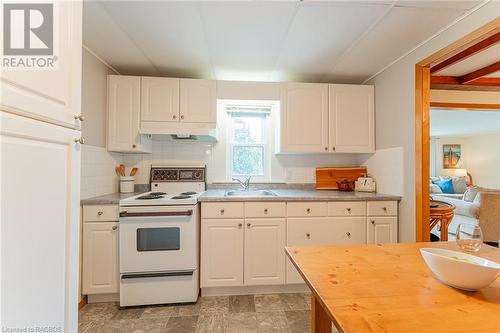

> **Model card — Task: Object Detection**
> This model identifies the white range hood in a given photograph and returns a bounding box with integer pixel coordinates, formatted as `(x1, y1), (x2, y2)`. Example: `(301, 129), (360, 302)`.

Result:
(139, 122), (218, 142)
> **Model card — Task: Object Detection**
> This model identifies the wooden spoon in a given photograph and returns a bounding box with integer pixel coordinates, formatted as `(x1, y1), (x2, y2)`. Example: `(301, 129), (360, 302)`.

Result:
(119, 164), (125, 176)
(115, 166), (123, 176)
(130, 167), (138, 176)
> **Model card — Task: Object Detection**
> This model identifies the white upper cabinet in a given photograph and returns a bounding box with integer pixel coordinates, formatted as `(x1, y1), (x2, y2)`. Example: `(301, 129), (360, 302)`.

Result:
(0, 1), (82, 129)
(107, 75), (152, 153)
(141, 77), (180, 122)
(180, 79), (216, 123)
(329, 84), (374, 153)
(278, 82), (329, 153)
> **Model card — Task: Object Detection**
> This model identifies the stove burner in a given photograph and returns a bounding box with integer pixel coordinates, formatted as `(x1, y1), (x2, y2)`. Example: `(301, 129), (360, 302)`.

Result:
(171, 195), (191, 200)
(136, 194), (163, 200)
(150, 192), (167, 196)
(180, 192), (197, 195)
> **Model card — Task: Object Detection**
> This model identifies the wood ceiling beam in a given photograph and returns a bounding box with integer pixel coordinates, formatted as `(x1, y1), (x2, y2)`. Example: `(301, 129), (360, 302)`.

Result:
(431, 76), (500, 86)
(430, 31), (500, 73)
(460, 61), (500, 84)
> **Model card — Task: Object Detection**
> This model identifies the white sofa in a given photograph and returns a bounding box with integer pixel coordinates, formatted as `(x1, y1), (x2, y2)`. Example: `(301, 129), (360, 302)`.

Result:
(430, 196), (479, 240)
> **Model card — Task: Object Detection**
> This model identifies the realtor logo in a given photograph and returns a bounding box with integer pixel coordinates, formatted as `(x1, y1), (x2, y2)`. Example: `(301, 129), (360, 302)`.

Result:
(2, 2), (58, 69)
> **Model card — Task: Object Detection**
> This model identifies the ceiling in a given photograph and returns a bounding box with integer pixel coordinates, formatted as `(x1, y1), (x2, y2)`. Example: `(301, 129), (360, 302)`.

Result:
(434, 43), (500, 77)
(83, 0), (484, 83)
(430, 109), (500, 137)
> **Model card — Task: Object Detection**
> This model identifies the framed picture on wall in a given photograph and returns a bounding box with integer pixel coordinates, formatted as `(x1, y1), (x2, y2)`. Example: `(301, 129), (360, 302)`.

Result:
(443, 144), (461, 169)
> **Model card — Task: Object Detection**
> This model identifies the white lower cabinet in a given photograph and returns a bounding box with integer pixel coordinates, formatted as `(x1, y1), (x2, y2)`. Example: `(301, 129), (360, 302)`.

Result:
(82, 222), (119, 294)
(200, 200), (398, 290)
(201, 219), (244, 287)
(367, 217), (398, 244)
(244, 219), (286, 286)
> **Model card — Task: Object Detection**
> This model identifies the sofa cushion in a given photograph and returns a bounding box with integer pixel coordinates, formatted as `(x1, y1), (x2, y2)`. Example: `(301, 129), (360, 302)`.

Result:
(433, 178), (454, 194)
(452, 177), (467, 194)
(430, 184), (443, 194)
(433, 196), (479, 219)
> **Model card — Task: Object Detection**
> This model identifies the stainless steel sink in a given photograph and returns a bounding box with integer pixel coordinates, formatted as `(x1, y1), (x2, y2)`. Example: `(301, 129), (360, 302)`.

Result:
(224, 190), (278, 197)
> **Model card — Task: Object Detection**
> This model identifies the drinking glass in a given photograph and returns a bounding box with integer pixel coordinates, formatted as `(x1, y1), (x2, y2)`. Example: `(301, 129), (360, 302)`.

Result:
(456, 224), (483, 252)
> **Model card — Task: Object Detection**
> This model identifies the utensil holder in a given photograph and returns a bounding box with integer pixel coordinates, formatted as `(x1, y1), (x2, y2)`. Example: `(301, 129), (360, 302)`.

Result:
(120, 176), (135, 193)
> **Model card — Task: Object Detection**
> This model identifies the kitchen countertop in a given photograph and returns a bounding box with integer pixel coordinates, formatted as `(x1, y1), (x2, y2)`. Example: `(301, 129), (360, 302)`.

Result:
(80, 192), (145, 205)
(198, 189), (401, 202)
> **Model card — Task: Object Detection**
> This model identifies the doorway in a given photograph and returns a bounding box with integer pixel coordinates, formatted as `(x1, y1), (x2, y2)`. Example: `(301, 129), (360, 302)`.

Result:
(415, 19), (500, 242)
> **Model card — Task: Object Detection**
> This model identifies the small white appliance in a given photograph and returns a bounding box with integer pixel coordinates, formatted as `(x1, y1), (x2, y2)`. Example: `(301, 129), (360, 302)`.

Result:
(119, 166), (205, 307)
(355, 173), (376, 192)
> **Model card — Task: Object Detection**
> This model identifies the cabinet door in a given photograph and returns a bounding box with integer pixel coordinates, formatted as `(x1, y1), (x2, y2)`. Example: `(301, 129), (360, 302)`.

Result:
(180, 79), (216, 123)
(329, 84), (374, 153)
(107, 75), (151, 153)
(1, 112), (81, 332)
(286, 218), (332, 284)
(82, 222), (119, 294)
(0, 1), (82, 129)
(244, 219), (286, 286)
(279, 83), (328, 153)
(367, 217), (398, 244)
(201, 219), (244, 287)
(141, 77), (180, 122)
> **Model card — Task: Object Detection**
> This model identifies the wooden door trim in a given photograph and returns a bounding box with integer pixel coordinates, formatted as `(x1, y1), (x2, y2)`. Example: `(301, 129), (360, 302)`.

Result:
(430, 102), (500, 110)
(415, 18), (500, 242)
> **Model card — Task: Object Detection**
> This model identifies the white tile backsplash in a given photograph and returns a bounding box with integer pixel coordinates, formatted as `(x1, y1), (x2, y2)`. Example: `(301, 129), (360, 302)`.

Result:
(80, 145), (124, 199)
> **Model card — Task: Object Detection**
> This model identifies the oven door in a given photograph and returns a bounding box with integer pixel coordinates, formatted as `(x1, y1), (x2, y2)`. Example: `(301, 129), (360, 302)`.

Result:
(119, 205), (198, 273)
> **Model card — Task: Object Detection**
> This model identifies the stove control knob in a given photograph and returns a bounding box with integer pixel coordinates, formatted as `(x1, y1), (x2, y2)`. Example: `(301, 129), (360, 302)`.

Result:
(194, 171), (201, 179)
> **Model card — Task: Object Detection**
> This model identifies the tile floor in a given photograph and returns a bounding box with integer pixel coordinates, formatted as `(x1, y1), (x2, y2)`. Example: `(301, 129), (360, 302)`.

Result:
(79, 293), (329, 333)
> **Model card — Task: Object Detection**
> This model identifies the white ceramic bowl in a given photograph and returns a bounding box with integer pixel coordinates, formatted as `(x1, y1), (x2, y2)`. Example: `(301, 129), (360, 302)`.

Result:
(420, 248), (500, 291)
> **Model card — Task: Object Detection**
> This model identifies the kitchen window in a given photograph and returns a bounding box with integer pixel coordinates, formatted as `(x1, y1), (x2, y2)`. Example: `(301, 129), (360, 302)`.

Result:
(226, 103), (272, 180)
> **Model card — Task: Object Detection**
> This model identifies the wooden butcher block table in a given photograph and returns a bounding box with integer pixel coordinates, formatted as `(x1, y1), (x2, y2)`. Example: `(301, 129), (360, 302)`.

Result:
(286, 242), (500, 333)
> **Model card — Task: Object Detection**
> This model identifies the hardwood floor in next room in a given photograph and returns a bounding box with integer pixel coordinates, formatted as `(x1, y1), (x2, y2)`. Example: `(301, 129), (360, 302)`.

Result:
(78, 293), (338, 333)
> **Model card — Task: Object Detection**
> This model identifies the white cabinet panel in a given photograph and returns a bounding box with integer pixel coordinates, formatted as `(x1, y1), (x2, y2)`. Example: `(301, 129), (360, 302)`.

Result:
(329, 84), (374, 153)
(83, 205), (119, 222)
(0, 1), (82, 129)
(201, 219), (244, 287)
(367, 217), (398, 244)
(244, 219), (286, 286)
(328, 201), (366, 217)
(180, 79), (216, 123)
(141, 77), (180, 122)
(367, 201), (398, 216)
(82, 222), (119, 294)
(278, 82), (328, 153)
(329, 217), (366, 244)
(287, 201), (328, 217)
(244, 202), (286, 218)
(0, 112), (81, 332)
(107, 75), (151, 153)
(201, 202), (244, 219)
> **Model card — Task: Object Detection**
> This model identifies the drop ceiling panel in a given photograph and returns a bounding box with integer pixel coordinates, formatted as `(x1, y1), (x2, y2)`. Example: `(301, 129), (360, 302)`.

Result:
(82, 1), (158, 75)
(270, 2), (390, 82)
(99, 1), (212, 78)
(198, 2), (298, 80)
(395, 0), (482, 10)
(327, 6), (467, 82)
(436, 43), (500, 77)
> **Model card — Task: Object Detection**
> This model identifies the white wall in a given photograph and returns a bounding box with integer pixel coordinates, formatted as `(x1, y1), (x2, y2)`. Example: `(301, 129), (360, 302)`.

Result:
(463, 133), (500, 189)
(80, 48), (124, 199)
(368, 2), (500, 242)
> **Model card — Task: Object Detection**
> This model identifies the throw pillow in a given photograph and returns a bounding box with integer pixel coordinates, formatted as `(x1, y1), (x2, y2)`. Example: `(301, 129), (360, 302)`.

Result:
(463, 186), (480, 202)
(433, 178), (454, 194)
(430, 184), (443, 194)
(452, 176), (467, 194)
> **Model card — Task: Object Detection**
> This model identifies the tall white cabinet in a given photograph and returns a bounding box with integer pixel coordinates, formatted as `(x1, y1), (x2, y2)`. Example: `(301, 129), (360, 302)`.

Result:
(0, 2), (82, 331)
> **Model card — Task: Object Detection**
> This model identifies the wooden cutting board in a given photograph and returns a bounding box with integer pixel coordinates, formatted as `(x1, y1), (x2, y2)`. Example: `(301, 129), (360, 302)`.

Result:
(316, 167), (367, 190)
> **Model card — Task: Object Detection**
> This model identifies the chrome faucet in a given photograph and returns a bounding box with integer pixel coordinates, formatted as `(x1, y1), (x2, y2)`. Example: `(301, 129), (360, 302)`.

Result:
(232, 176), (251, 191)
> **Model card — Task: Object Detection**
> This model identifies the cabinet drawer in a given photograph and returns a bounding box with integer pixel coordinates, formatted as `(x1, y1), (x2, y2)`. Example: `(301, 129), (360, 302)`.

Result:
(287, 202), (327, 217)
(83, 205), (119, 222)
(328, 201), (366, 216)
(201, 202), (244, 219)
(329, 217), (366, 244)
(367, 201), (398, 216)
(245, 202), (286, 218)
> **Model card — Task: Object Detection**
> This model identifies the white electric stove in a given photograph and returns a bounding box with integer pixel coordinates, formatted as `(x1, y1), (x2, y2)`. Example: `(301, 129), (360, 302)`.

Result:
(118, 166), (205, 307)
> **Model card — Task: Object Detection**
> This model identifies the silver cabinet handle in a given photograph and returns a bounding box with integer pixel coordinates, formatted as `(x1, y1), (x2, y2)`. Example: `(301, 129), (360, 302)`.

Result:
(332, 147), (336, 151)
(306, 208), (311, 214)
(324, 147), (328, 151)
(74, 137), (85, 144)
(173, 115), (177, 119)
(247, 223), (251, 228)
(371, 220), (375, 225)
(347, 208), (351, 213)
(112, 225), (118, 230)
(74, 114), (85, 121)
(97, 211), (103, 216)
(180, 115), (184, 120)
(346, 232), (351, 238)
(238, 223), (242, 228)
(306, 233), (311, 239)
(264, 208), (268, 214)
(383, 207), (388, 212)
(220, 209), (225, 215)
